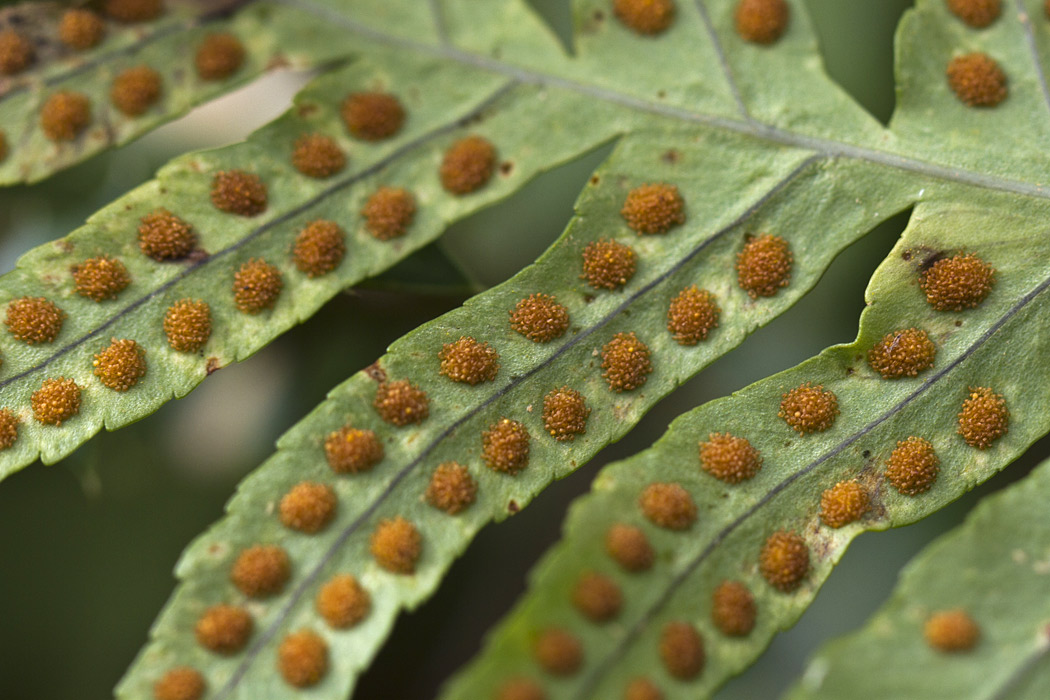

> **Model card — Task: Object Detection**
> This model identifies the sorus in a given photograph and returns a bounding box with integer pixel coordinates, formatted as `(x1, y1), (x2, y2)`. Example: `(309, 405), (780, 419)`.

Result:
(152, 667), (205, 700)
(279, 481), (337, 533)
(778, 382), (839, 434)
(211, 170), (267, 216)
(819, 480), (869, 528)
(605, 523), (654, 572)
(711, 580), (756, 637)
(571, 571), (622, 622)
(370, 516), (422, 574)
(924, 609), (980, 652)
(495, 677), (547, 700)
(601, 331), (652, 392)
(867, 328), (936, 379)
(41, 91), (91, 141)
(533, 628), (583, 676)
(195, 33), (244, 81)
(737, 233), (792, 298)
(425, 462), (477, 514)
(233, 258), (282, 314)
(59, 9), (105, 51)
(921, 253), (995, 311)
(72, 255), (130, 301)
(667, 285), (719, 345)
(699, 432), (762, 484)
(735, 0), (790, 44)
(93, 338), (146, 392)
(0, 408), (19, 451)
(510, 293), (569, 343)
(5, 296), (64, 344)
(277, 629), (328, 687)
(324, 425), (384, 474)
(103, 0), (164, 23)
(639, 482), (696, 530)
(621, 183), (685, 235)
(885, 436), (939, 496)
(613, 0), (676, 35)
(440, 135), (497, 195)
(582, 239), (636, 290)
(759, 530), (809, 592)
(362, 186), (416, 240)
(947, 53), (1007, 107)
(659, 621), (704, 679)
(230, 544), (290, 598)
(624, 678), (662, 700)
(342, 92), (405, 141)
(195, 604), (253, 654)
(138, 209), (196, 260)
(542, 386), (589, 441)
(0, 30), (34, 75)
(957, 386), (1008, 449)
(316, 573), (370, 629)
(31, 378), (80, 425)
(373, 380), (429, 426)
(439, 336), (500, 385)
(947, 0), (1000, 28)
(292, 133), (346, 179)
(163, 299), (211, 353)
(293, 220), (346, 278)
(111, 65), (162, 116)
(482, 418), (530, 474)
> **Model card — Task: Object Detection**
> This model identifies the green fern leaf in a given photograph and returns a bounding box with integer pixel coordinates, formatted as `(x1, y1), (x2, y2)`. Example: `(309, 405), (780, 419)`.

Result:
(788, 456), (1050, 700)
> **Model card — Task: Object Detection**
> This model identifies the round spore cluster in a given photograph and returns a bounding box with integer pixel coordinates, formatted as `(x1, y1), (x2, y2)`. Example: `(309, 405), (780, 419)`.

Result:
(699, 432), (762, 483)
(711, 580), (756, 637)
(164, 300), (211, 352)
(921, 253), (994, 310)
(924, 609), (980, 652)
(533, 627), (583, 676)
(613, 0), (677, 35)
(138, 209), (195, 260)
(759, 530), (809, 592)
(885, 436), (939, 495)
(510, 293), (570, 343)
(370, 516), (422, 574)
(440, 135), (496, 195)
(621, 183), (685, 235)
(425, 462), (477, 514)
(947, 0), (1000, 28)
(93, 338), (147, 391)
(482, 418), (530, 474)
(72, 255), (130, 301)
(104, 0), (164, 23)
(292, 133), (346, 179)
(6, 296), (64, 344)
(279, 481), (337, 533)
(211, 170), (268, 216)
(735, 0), (790, 44)
(957, 386), (1008, 449)
(667, 285), (719, 345)
(0, 409), (19, 451)
(152, 667), (205, 700)
(639, 482), (696, 530)
(778, 382), (839, 434)
(867, 328), (936, 379)
(601, 331), (652, 392)
(232, 259), (282, 314)
(316, 573), (370, 629)
(342, 92), (405, 141)
(324, 426), (384, 473)
(195, 33), (244, 81)
(111, 65), (162, 116)
(659, 621), (704, 679)
(293, 220), (346, 277)
(230, 544), (290, 597)
(362, 186), (416, 240)
(277, 629), (328, 687)
(59, 9), (105, 51)
(737, 233), (792, 298)
(572, 571), (622, 622)
(542, 386), (590, 441)
(195, 604), (252, 654)
(439, 336), (500, 384)
(41, 91), (91, 141)
(819, 480), (869, 528)
(582, 239), (636, 290)
(0, 30), (34, 75)
(947, 53), (1007, 107)
(373, 380), (429, 426)
(31, 378), (81, 425)
(605, 523), (654, 572)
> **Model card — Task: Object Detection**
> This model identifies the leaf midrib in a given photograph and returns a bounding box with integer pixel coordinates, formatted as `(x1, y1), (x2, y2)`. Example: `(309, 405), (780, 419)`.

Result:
(276, 0), (1050, 201)
(573, 264), (1050, 699)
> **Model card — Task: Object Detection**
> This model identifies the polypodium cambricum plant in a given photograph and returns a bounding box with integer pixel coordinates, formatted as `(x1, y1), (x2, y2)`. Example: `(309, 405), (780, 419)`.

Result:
(1, 0), (1050, 698)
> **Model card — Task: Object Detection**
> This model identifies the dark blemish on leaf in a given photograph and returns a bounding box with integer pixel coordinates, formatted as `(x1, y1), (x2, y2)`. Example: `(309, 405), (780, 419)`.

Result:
(590, 175), (600, 185)
(862, 450), (871, 459)
(901, 251), (912, 261)
(56, 240), (74, 254)
(845, 367), (855, 376)
(187, 249), (210, 264)
(657, 90), (666, 99)
(583, 294), (595, 304)
(508, 500), (520, 513)
(297, 103), (318, 117)
(500, 161), (513, 175)
(783, 440), (791, 447)
(266, 54), (290, 70)
(364, 362), (387, 383)
(955, 320), (963, 327)
(206, 358), (222, 375)
(594, 10), (605, 21)
(662, 149), (678, 163)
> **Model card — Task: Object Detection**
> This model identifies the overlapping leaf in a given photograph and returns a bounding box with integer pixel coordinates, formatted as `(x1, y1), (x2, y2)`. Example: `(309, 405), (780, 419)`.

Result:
(787, 455), (1050, 700)
(107, 1), (1050, 698)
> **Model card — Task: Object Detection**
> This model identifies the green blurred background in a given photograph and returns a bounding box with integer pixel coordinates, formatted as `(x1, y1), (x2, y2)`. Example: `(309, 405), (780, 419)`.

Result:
(1, 1), (1044, 698)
